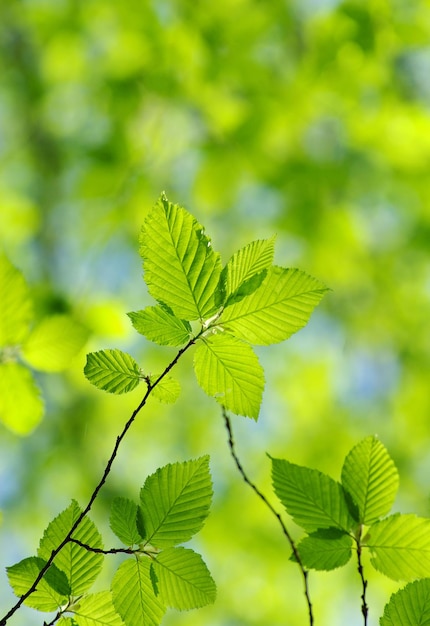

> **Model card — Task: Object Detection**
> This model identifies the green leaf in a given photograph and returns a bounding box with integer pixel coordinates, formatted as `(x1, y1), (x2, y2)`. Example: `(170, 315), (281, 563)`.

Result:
(149, 375), (181, 404)
(84, 349), (142, 394)
(110, 498), (143, 546)
(58, 619), (78, 626)
(128, 306), (192, 346)
(219, 237), (276, 306)
(341, 436), (399, 526)
(152, 547), (216, 610)
(38, 500), (104, 595)
(139, 456), (212, 548)
(294, 529), (353, 571)
(0, 362), (43, 434)
(380, 579), (430, 626)
(270, 457), (356, 533)
(21, 314), (89, 372)
(6, 556), (70, 611)
(193, 333), (264, 419)
(220, 266), (329, 345)
(366, 514), (430, 581)
(0, 254), (33, 346)
(72, 591), (125, 626)
(139, 195), (222, 320)
(112, 558), (166, 626)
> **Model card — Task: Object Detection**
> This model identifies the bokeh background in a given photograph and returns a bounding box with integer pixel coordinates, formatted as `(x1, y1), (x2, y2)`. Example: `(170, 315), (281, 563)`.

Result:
(1, 0), (430, 624)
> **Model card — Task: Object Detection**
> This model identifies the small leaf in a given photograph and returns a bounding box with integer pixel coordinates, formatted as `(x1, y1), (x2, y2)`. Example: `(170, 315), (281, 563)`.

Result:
(193, 333), (265, 419)
(128, 306), (191, 347)
(270, 457), (356, 533)
(153, 547), (216, 610)
(38, 500), (103, 595)
(220, 266), (329, 345)
(0, 254), (33, 346)
(22, 314), (89, 372)
(380, 579), (430, 626)
(294, 529), (353, 571)
(7, 556), (69, 611)
(72, 591), (125, 626)
(366, 514), (430, 581)
(149, 375), (181, 404)
(139, 456), (212, 548)
(139, 195), (222, 320)
(110, 498), (143, 546)
(112, 558), (166, 626)
(341, 436), (399, 525)
(84, 349), (142, 394)
(0, 362), (43, 434)
(219, 237), (276, 306)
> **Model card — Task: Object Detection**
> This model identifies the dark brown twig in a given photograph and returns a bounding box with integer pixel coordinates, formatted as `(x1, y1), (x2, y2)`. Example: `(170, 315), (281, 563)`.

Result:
(355, 528), (368, 626)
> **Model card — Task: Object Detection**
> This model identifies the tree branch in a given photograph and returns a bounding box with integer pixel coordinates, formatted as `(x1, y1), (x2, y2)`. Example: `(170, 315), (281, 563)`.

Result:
(355, 528), (368, 626)
(222, 407), (314, 626)
(70, 538), (139, 555)
(0, 336), (198, 625)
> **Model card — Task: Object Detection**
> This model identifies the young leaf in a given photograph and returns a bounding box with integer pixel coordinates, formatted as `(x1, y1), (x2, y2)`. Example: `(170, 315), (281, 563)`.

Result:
(84, 349), (142, 394)
(38, 500), (104, 595)
(6, 556), (70, 611)
(219, 237), (276, 306)
(139, 456), (212, 548)
(112, 558), (166, 626)
(110, 497), (143, 546)
(365, 514), (430, 581)
(139, 195), (222, 320)
(21, 314), (89, 372)
(0, 362), (43, 435)
(149, 375), (181, 404)
(220, 266), (329, 345)
(0, 254), (33, 346)
(152, 547), (216, 610)
(341, 436), (399, 526)
(270, 457), (356, 533)
(294, 529), (353, 571)
(193, 333), (264, 419)
(380, 579), (430, 626)
(71, 591), (124, 626)
(128, 306), (191, 347)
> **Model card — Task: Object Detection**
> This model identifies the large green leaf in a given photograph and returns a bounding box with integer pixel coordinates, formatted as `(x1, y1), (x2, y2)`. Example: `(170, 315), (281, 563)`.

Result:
(270, 457), (356, 533)
(0, 362), (43, 434)
(139, 456), (212, 548)
(6, 556), (70, 611)
(128, 306), (191, 346)
(139, 195), (222, 320)
(366, 514), (430, 581)
(380, 579), (430, 626)
(152, 547), (216, 610)
(72, 591), (124, 626)
(110, 497), (143, 547)
(21, 314), (89, 372)
(0, 254), (32, 346)
(341, 436), (399, 526)
(38, 500), (103, 595)
(193, 333), (264, 419)
(220, 266), (329, 345)
(294, 529), (353, 571)
(112, 558), (166, 626)
(84, 349), (142, 394)
(219, 237), (276, 306)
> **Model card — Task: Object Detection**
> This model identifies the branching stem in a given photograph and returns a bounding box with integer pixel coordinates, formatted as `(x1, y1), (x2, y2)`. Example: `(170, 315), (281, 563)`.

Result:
(0, 336), (199, 626)
(355, 528), (368, 626)
(222, 407), (314, 626)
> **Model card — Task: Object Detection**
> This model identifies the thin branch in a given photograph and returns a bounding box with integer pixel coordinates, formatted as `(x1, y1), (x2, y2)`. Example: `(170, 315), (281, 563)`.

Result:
(222, 408), (314, 626)
(43, 611), (62, 626)
(70, 538), (139, 555)
(355, 529), (368, 626)
(0, 336), (198, 626)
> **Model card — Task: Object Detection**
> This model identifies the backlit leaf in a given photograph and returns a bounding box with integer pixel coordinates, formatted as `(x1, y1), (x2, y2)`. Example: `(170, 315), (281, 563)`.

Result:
(7, 556), (69, 611)
(72, 591), (124, 626)
(0, 362), (43, 434)
(294, 529), (353, 571)
(139, 195), (222, 320)
(84, 349), (142, 394)
(0, 254), (32, 346)
(380, 579), (430, 626)
(112, 558), (165, 626)
(128, 306), (191, 346)
(110, 498), (143, 547)
(149, 375), (181, 404)
(193, 333), (264, 419)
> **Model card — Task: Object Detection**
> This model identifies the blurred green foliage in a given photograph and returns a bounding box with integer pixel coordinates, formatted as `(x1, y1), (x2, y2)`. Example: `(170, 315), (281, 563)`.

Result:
(1, 0), (430, 624)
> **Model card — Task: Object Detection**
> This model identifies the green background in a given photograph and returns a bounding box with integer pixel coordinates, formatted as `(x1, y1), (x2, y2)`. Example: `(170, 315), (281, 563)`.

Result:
(1, 0), (430, 624)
